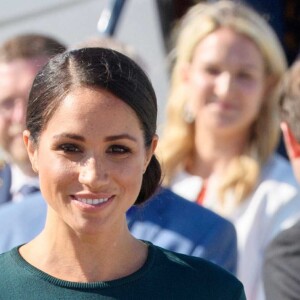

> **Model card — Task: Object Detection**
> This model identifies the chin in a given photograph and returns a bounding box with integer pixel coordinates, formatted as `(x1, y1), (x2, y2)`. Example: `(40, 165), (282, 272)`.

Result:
(70, 216), (113, 236)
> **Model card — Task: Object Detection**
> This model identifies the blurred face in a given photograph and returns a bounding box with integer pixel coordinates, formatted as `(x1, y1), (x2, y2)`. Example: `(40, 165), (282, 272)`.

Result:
(24, 87), (156, 235)
(0, 59), (42, 167)
(184, 27), (267, 137)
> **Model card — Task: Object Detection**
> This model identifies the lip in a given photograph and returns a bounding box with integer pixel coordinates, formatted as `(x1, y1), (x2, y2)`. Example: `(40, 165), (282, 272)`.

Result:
(71, 193), (114, 210)
(212, 101), (235, 111)
(220, 102), (235, 110)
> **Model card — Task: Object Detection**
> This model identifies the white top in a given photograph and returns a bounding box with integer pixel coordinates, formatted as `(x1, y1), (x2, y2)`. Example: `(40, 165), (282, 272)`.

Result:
(170, 154), (300, 300)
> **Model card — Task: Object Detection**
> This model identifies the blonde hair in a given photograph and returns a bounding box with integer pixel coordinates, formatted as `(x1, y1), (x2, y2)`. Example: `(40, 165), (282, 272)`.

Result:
(159, 0), (287, 206)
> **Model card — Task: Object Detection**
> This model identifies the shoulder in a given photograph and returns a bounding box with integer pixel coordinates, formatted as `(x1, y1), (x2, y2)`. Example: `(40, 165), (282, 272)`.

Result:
(264, 221), (300, 298)
(0, 247), (33, 296)
(246, 154), (300, 239)
(150, 244), (245, 299)
(0, 162), (11, 204)
(267, 220), (300, 252)
(155, 244), (234, 279)
(255, 154), (300, 208)
(0, 193), (46, 253)
(146, 188), (233, 225)
(129, 189), (237, 273)
(0, 192), (45, 219)
(261, 154), (298, 187)
(0, 248), (16, 272)
(130, 188), (235, 234)
(0, 160), (11, 178)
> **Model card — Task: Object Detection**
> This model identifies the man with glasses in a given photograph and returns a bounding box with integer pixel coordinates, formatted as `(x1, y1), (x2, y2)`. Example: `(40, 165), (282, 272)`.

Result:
(0, 34), (65, 204)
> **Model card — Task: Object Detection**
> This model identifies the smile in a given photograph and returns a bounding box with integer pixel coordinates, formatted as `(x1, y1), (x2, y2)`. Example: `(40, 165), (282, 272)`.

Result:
(75, 198), (110, 205)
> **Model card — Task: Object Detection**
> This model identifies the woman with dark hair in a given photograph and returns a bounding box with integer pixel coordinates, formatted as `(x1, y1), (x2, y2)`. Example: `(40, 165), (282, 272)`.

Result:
(0, 48), (245, 299)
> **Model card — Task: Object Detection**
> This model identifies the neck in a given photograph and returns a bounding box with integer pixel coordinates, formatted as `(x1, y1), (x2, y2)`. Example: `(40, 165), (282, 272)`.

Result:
(187, 126), (249, 178)
(19, 211), (147, 282)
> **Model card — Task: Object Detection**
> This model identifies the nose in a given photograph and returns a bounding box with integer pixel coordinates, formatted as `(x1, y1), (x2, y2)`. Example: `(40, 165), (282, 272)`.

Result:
(214, 72), (233, 99)
(78, 156), (108, 191)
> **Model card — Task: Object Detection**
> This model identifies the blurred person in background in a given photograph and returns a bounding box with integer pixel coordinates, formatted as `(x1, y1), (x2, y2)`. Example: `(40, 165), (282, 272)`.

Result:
(158, 1), (300, 299)
(263, 59), (300, 300)
(0, 33), (66, 204)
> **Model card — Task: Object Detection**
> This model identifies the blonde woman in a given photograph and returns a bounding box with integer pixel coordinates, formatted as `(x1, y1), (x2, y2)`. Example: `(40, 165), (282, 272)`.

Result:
(159, 1), (300, 299)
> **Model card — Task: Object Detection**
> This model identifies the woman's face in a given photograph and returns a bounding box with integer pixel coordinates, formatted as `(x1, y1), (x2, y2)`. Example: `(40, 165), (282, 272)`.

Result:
(184, 27), (268, 137)
(24, 87), (156, 235)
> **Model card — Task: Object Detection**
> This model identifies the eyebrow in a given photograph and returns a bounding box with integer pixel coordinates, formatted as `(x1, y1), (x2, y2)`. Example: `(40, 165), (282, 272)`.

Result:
(104, 134), (138, 142)
(52, 133), (138, 142)
(204, 60), (262, 70)
(53, 133), (85, 141)
(239, 63), (262, 71)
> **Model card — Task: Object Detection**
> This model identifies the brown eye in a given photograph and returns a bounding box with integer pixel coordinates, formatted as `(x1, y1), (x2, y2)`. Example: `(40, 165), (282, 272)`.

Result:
(107, 145), (130, 154)
(59, 144), (81, 153)
(205, 66), (220, 76)
(237, 72), (252, 80)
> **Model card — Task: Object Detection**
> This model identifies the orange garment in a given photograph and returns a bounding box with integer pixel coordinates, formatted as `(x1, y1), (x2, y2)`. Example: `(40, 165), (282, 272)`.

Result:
(196, 182), (207, 205)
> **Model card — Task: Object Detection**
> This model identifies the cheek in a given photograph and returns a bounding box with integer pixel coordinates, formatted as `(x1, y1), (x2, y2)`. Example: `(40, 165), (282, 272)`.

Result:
(38, 155), (78, 200)
(241, 80), (265, 100)
(189, 75), (212, 104)
(0, 124), (6, 144)
(0, 119), (9, 134)
(115, 160), (144, 181)
(236, 79), (264, 112)
(110, 159), (144, 195)
(244, 86), (265, 115)
(189, 73), (211, 92)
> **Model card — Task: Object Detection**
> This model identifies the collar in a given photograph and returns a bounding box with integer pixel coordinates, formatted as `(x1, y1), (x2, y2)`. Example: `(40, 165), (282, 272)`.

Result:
(10, 164), (39, 202)
(170, 170), (204, 202)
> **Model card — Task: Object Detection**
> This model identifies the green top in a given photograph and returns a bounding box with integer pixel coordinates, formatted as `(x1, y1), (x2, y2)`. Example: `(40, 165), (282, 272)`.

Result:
(0, 243), (246, 299)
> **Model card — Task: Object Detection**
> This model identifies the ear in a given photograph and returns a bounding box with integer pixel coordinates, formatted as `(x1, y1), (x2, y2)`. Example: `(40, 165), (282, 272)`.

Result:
(23, 130), (39, 173)
(143, 135), (158, 172)
(281, 122), (300, 159)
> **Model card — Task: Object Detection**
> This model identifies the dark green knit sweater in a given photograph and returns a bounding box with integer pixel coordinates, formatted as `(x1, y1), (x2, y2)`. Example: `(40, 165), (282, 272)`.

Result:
(0, 243), (246, 299)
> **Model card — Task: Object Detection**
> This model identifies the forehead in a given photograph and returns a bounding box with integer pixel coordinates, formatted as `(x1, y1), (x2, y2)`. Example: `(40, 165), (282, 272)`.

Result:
(0, 59), (40, 91)
(44, 87), (142, 136)
(193, 28), (263, 67)
(0, 58), (41, 77)
(61, 87), (135, 115)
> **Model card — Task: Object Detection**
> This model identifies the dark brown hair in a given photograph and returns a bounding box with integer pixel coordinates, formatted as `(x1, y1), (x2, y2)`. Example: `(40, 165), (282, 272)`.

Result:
(27, 47), (161, 204)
